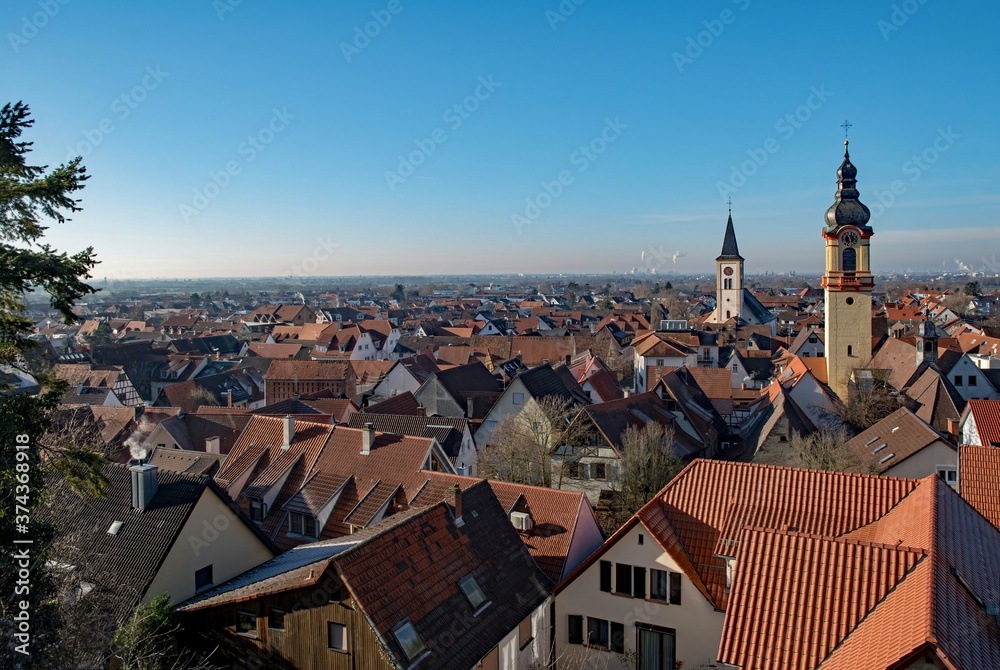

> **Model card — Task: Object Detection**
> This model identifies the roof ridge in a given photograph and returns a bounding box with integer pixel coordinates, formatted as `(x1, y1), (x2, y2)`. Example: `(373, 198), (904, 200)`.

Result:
(745, 525), (928, 556)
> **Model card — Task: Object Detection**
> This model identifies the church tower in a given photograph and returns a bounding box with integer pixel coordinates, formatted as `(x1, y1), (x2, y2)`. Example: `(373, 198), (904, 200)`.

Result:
(715, 210), (745, 322)
(823, 138), (874, 399)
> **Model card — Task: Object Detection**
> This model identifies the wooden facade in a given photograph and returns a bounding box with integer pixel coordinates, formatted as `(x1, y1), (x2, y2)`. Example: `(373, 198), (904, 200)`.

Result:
(180, 568), (393, 670)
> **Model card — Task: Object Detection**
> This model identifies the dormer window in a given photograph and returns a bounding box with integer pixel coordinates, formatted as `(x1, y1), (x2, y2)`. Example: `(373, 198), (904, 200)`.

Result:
(249, 498), (266, 522)
(289, 512), (318, 538)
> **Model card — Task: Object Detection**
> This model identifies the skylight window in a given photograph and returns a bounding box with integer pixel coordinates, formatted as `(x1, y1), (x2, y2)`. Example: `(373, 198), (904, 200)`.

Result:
(458, 575), (488, 611)
(865, 436), (880, 446)
(392, 620), (427, 662)
(107, 520), (123, 535)
(878, 452), (895, 464)
(872, 443), (888, 454)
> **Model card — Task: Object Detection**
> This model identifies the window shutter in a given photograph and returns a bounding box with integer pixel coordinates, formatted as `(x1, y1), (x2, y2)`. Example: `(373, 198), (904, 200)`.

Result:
(599, 561), (612, 592)
(669, 572), (682, 605)
(567, 615), (583, 644)
(633, 566), (646, 599)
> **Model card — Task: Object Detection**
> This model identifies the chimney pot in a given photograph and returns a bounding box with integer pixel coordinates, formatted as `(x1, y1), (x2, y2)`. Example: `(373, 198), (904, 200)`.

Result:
(282, 415), (294, 450)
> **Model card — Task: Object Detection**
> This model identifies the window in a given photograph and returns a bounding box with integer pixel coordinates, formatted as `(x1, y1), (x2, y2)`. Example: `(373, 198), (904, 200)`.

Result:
(195, 565), (213, 592)
(392, 620), (426, 662)
(599, 561), (612, 592)
(633, 566), (647, 599)
(954, 376), (963, 387)
(564, 461), (580, 478)
(328, 622), (347, 651)
(847, 345), (854, 357)
(587, 617), (609, 648)
(638, 533), (644, 546)
(567, 615), (583, 644)
(650, 569), (668, 601)
(669, 572), (682, 605)
(615, 563), (632, 595)
(513, 392), (525, 405)
(968, 376), (977, 386)
(268, 609), (285, 630)
(842, 247), (856, 271)
(236, 610), (257, 635)
(250, 498), (265, 522)
(732, 364), (738, 372)
(459, 575), (488, 611)
(289, 512), (318, 538)
(593, 463), (607, 480)
(610, 622), (625, 654)
(637, 624), (676, 670)
(937, 467), (957, 485)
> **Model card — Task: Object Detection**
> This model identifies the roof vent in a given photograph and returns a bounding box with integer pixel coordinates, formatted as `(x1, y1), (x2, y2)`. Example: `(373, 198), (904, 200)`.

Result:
(108, 520), (123, 535)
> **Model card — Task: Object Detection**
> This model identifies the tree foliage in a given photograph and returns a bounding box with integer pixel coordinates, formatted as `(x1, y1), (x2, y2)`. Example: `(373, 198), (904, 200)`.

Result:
(0, 101), (100, 669)
(113, 595), (218, 670)
(605, 422), (685, 533)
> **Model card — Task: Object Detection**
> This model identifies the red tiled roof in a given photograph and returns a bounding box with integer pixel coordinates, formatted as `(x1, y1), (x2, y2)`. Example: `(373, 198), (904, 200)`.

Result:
(959, 445), (1000, 529)
(967, 399), (1000, 448)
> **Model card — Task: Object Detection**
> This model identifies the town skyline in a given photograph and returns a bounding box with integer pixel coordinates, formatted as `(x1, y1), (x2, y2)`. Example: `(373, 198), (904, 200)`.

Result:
(5, 1), (998, 278)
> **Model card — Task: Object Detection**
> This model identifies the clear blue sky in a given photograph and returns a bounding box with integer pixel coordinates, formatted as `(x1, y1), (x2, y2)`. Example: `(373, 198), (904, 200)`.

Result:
(4, 0), (998, 279)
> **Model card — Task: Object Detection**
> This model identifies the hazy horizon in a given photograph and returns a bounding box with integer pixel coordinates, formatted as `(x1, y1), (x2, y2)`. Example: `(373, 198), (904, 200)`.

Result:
(5, 2), (998, 280)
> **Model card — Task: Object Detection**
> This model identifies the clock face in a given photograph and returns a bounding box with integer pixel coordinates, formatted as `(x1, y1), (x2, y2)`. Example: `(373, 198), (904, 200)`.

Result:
(723, 267), (734, 276)
(841, 230), (859, 247)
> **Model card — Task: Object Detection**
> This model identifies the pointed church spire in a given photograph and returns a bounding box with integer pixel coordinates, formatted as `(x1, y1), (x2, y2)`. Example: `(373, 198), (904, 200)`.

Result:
(717, 209), (743, 261)
(824, 138), (872, 233)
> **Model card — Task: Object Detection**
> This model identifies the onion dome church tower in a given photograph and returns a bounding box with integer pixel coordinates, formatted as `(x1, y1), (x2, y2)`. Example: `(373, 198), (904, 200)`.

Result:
(823, 135), (874, 400)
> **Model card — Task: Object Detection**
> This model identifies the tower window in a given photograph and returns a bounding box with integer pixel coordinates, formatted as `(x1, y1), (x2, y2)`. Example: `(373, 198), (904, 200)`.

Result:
(847, 345), (854, 357)
(842, 247), (857, 272)
(845, 297), (855, 306)
(924, 341), (933, 352)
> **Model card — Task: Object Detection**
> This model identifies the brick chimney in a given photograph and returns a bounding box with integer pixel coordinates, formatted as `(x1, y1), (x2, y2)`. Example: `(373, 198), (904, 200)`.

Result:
(947, 418), (960, 441)
(361, 422), (375, 455)
(130, 464), (158, 512)
(447, 484), (463, 526)
(282, 415), (294, 450)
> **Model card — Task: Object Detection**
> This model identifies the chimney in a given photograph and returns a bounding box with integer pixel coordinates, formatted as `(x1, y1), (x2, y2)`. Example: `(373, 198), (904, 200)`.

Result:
(947, 418), (960, 440)
(130, 464), (158, 512)
(205, 436), (220, 454)
(225, 390), (233, 408)
(447, 484), (463, 526)
(361, 422), (375, 455)
(466, 398), (475, 419)
(282, 415), (294, 450)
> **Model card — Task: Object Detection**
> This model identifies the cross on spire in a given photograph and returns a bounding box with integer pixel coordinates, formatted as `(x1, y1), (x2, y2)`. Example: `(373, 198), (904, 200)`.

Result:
(727, 196), (732, 214)
(841, 119), (853, 140)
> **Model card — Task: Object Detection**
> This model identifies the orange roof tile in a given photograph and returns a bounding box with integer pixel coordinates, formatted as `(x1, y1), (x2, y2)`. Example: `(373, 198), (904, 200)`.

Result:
(959, 445), (1000, 529)
(966, 399), (1000, 448)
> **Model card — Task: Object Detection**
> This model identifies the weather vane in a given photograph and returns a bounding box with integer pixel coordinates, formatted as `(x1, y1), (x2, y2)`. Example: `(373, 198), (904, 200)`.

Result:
(841, 119), (852, 140)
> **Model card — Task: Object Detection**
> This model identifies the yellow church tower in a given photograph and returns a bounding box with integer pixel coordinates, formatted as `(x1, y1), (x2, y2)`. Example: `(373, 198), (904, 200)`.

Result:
(823, 136), (873, 400)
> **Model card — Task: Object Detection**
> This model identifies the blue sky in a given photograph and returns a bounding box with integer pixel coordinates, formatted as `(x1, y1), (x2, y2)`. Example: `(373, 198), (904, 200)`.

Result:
(3, 0), (998, 279)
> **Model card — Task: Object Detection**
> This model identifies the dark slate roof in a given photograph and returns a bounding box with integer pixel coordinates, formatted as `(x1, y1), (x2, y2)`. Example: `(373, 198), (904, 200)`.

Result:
(38, 463), (209, 624)
(741, 288), (777, 324)
(434, 361), (503, 398)
(518, 363), (590, 405)
(717, 213), (744, 261)
(149, 447), (228, 475)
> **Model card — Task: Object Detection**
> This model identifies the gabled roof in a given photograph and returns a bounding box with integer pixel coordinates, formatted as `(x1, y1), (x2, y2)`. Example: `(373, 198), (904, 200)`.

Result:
(845, 407), (954, 473)
(959, 444), (1000, 529)
(966, 399), (1000, 447)
(906, 366), (964, 433)
(264, 359), (353, 382)
(516, 363), (590, 406)
(364, 391), (424, 416)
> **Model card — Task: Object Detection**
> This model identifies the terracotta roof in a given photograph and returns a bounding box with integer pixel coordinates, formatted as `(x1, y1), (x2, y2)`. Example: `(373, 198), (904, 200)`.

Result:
(959, 445), (1000, 529)
(364, 391), (424, 416)
(966, 399), (1000, 447)
(264, 359), (353, 381)
(906, 366), (963, 434)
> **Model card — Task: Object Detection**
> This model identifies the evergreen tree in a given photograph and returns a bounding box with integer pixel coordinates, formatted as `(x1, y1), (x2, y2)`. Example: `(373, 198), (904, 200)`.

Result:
(1, 101), (101, 669)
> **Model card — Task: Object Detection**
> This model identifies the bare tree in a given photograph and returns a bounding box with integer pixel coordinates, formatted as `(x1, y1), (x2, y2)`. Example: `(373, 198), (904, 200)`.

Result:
(841, 370), (911, 434)
(478, 396), (585, 488)
(791, 425), (865, 472)
(605, 423), (685, 533)
(113, 594), (219, 670)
